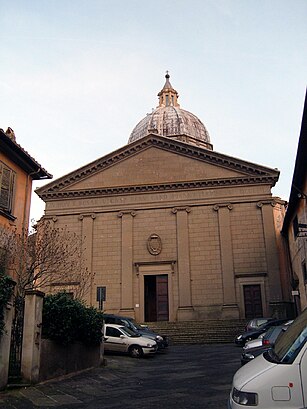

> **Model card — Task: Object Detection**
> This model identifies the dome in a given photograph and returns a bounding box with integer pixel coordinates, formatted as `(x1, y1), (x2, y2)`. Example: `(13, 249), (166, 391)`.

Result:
(128, 73), (212, 150)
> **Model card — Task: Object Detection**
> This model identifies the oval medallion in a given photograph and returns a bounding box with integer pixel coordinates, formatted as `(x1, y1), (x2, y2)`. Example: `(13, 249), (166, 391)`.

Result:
(147, 233), (162, 255)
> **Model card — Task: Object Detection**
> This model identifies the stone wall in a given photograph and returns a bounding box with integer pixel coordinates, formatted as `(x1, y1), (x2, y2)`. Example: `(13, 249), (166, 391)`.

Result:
(39, 339), (102, 382)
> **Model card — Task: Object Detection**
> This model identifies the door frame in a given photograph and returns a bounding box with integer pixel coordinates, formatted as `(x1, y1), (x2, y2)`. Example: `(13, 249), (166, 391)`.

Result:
(237, 275), (268, 318)
(135, 262), (175, 322)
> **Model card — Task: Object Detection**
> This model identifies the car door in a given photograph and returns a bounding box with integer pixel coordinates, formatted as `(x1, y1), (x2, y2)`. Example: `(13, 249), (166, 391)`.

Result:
(104, 326), (127, 353)
(299, 343), (307, 406)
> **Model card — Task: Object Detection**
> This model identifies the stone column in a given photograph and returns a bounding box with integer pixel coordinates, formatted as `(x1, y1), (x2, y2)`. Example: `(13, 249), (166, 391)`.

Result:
(257, 201), (283, 309)
(79, 213), (96, 305)
(0, 279), (15, 390)
(172, 207), (194, 320)
(214, 204), (239, 318)
(21, 290), (44, 384)
(118, 211), (136, 316)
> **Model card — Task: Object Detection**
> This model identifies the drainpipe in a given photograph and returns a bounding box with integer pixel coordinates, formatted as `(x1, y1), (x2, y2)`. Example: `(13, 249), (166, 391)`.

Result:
(23, 167), (42, 234)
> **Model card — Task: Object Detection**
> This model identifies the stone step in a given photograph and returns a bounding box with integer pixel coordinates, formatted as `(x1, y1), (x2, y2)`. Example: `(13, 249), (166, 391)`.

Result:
(145, 320), (247, 345)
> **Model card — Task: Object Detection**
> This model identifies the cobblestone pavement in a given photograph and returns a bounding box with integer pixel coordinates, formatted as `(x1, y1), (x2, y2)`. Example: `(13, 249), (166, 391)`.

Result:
(0, 344), (242, 409)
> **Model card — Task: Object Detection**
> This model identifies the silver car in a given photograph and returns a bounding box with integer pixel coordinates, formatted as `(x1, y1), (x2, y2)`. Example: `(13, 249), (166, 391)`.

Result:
(103, 324), (158, 358)
(242, 333), (265, 351)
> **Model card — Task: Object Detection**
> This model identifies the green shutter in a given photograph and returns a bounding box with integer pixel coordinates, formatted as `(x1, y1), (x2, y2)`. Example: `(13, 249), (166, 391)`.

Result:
(0, 163), (15, 212)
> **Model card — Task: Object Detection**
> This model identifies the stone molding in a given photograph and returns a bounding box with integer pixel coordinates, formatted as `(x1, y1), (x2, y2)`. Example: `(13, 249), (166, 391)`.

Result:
(134, 260), (176, 275)
(38, 176), (278, 200)
(257, 200), (277, 208)
(79, 213), (96, 220)
(117, 210), (136, 218)
(235, 272), (267, 278)
(213, 203), (233, 211)
(24, 289), (45, 297)
(171, 206), (191, 214)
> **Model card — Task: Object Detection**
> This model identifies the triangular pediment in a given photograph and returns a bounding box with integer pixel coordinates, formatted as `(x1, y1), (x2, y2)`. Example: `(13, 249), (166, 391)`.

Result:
(36, 134), (279, 200)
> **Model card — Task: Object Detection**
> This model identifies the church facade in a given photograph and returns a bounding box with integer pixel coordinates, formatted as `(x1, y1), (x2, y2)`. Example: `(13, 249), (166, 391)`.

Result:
(36, 74), (290, 321)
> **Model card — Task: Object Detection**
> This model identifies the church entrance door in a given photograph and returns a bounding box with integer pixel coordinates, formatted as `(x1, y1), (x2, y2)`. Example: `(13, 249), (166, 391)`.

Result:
(144, 275), (169, 322)
(243, 284), (263, 318)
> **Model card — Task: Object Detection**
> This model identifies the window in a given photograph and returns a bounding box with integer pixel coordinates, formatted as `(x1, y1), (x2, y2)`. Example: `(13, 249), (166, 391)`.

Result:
(0, 162), (16, 214)
(165, 95), (169, 106)
(106, 327), (121, 337)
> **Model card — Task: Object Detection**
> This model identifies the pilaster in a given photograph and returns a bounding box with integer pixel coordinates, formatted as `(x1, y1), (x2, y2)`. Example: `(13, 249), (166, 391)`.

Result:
(213, 203), (239, 318)
(79, 213), (96, 305)
(21, 290), (45, 384)
(172, 206), (194, 320)
(257, 201), (283, 306)
(0, 301), (14, 390)
(118, 211), (136, 315)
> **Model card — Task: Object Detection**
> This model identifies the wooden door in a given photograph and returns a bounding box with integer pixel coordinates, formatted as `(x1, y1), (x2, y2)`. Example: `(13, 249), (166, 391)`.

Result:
(243, 284), (263, 318)
(156, 275), (169, 321)
(144, 275), (169, 322)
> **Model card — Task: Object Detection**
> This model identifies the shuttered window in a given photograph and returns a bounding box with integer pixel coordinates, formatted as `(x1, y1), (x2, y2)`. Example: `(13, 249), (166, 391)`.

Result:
(0, 162), (16, 213)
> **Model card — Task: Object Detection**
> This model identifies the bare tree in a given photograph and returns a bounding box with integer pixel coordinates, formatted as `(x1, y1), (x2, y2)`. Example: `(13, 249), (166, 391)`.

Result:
(0, 220), (93, 301)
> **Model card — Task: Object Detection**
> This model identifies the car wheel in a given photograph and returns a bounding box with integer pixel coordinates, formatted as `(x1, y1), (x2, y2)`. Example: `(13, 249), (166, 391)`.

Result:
(129, 345), (143, 358)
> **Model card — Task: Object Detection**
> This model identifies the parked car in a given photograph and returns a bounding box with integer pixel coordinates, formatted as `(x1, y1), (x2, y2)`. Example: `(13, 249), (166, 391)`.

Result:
(103, 323), (158, 358)
(229, 309), (307, 408)
(241, 321), (293, 365)
(103, 314), (169, 350)
(244, 317), (274, 332)
(242, 320), (293, 353)
(262, 320), (293, 346)
(234, 318), (290, 346)
(242, 334), (265, 351)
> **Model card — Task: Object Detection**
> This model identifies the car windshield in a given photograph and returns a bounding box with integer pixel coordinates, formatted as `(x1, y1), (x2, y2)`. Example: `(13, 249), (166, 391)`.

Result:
(120, 326), (140, 337)
(271, 310), (307, 364)
(127, 318), (143, 330)
(255, 319), (271, 327)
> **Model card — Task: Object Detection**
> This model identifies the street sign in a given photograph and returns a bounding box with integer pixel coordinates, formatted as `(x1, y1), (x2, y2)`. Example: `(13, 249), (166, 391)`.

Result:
(97, 286), (106, 310)
(97, 286), (106, 302)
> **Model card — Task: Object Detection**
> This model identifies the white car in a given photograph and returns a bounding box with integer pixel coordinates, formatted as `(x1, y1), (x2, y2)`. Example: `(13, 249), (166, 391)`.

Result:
(103, 323), (158, 358)
(228, 309), (307, 408)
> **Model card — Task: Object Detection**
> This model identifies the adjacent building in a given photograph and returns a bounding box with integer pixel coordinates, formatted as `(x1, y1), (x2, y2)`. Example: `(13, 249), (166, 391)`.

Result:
(282, 90), (307, 314)
(36, 74), (290, 321)
(0, 127), (52, 279)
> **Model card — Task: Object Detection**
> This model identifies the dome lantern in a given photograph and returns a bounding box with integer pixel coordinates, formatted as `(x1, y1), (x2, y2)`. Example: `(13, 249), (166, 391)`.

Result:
(157, 71), (180, 108)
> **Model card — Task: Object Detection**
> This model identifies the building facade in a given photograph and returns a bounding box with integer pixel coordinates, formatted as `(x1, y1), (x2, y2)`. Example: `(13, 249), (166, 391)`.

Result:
(36, 75), (290, 321)
(0, 127), (51, 279)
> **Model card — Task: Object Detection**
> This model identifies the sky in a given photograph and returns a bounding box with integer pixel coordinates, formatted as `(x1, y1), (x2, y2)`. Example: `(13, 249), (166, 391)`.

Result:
(1, 0), (306, 225)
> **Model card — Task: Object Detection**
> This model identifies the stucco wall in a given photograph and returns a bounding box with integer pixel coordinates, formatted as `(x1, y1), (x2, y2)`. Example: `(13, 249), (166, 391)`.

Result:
(0, 153), (32, 235)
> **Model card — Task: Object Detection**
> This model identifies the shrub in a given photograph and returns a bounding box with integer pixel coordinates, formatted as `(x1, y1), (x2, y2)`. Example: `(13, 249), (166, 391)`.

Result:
(42, 292), (104, 346)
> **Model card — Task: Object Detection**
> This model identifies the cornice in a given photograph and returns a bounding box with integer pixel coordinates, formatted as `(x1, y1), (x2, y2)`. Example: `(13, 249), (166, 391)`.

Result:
(36, 134), (279, 197)
(38, 175), (278, 201)
(0, 129), (52, 180)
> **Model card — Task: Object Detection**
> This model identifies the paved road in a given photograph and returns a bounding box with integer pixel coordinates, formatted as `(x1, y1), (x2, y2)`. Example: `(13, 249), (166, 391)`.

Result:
(0, 344), (242, 409)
